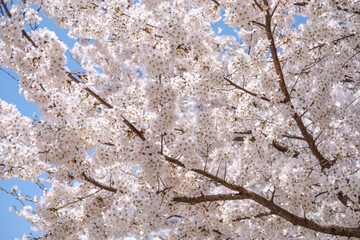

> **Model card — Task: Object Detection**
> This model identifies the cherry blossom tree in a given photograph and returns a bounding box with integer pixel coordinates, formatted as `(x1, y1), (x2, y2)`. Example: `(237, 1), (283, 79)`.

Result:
(1, 0), (359, 239)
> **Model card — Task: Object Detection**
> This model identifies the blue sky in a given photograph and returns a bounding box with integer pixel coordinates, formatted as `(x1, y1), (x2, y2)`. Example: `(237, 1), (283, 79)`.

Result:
(0, 61), (42, 239)
(0, 3), (307, 238)
(0, 12), (75, 240)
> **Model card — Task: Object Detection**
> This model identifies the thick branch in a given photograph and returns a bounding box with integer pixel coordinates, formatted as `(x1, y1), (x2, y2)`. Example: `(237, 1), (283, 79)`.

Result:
(293, 2), (308, 7)
(210, 0), (220, 7)
(122, 118), (146, 141)
(0, 0), (11, 17)
(164, 154), (360, 237)
(67, 75), (145, 141)
(66, 73), (113, 109)
(272, 140), (289, 152)
(264, 8), (291, 103)
(173, 193), (246, 204)
(337, 6), (360, 15)
(293, 113), (331, 168)
(262, 3), (331, 168)
(67, 73), (146, 141)
(82, 172), (118, 193)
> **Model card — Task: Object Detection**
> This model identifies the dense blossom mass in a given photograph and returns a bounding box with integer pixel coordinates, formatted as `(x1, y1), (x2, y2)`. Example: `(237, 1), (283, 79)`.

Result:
(0, 0), (360, 239)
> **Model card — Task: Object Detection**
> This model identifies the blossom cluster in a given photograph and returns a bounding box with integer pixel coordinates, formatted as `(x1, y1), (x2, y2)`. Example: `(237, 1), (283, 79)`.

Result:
(0, 0), (359, 239)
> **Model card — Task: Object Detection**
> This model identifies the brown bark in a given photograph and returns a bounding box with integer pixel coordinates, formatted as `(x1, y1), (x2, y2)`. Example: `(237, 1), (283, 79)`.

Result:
(166, 154), (360, 238)
(82, 172), (119, 193)
(260, 1), (332, 168)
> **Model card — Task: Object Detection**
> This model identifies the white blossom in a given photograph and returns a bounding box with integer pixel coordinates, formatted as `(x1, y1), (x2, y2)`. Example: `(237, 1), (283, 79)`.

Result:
(0, 0), (359, 239)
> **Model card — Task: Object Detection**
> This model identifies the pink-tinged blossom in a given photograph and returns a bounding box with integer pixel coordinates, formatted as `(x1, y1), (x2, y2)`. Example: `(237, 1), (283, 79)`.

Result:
(0, 0), (359, 239)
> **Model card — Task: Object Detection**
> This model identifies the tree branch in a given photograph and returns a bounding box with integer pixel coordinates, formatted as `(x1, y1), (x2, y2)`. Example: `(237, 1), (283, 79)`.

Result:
(264, 7), (291, 103)
(0, 0), (11, 17)
(224, 77), (270, 102)
(209, 0), (220, 7)
(262, 2), (332, 168)
(309, 34), (356, 51)
(0, 67), (19, 82)
(54, 189), (102, 211)
(282, 133), (305, 141)
(81, 172), (119, 193)
(271, 140), (289, 153)
(0, 163), (24, 169)
(67, 74), (145, 141)
(173, 193), (247, 204)
(164, 155), (185, 168)
(293, 113), (331, 168)
(163, 154), (360, 237)
(172, 185), (360, 238)
(233, 212), (273, 221)
(253, 0), (264, 11)
(250, 20), (266, 29)
(0, 0), (38, 47)
(337, 6), (360, 15)
(67, 73), (146, 141)
(293, 2), (308, 7)
(122, 118), (146, 141)
(66, 73), (113, 109)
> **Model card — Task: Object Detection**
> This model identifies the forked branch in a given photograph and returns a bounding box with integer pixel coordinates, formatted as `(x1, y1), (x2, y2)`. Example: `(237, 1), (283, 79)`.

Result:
(166, 155), (360, 238)
(262, 0), (332, 168)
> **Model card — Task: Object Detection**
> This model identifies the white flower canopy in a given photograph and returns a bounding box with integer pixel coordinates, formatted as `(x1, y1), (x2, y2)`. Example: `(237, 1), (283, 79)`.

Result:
(0, 0), (359, 239)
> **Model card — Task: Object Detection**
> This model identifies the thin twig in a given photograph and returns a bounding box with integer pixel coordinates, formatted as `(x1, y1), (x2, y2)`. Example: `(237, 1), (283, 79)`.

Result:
(224, 77), (270, 102)
(233, 212), (273, 221)
(0, 68), (19, 82)
(253, 0), (264, 11)
(282, 133), (305, 141)
(55, 189), (101, 210)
